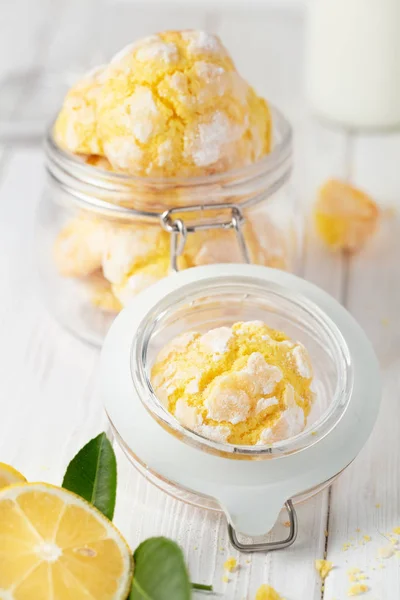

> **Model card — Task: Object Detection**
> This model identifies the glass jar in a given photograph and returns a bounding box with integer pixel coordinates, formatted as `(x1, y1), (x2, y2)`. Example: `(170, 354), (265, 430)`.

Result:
(101, 265), (381, 550)
(36, 106), (298, 346)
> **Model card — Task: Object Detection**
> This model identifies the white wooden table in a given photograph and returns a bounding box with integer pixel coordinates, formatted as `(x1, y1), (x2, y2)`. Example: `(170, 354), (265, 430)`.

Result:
(1, 1), (398, 598)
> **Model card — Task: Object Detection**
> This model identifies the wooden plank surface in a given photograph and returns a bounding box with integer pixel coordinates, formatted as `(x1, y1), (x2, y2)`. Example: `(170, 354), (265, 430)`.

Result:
(0, 2), (397, 599)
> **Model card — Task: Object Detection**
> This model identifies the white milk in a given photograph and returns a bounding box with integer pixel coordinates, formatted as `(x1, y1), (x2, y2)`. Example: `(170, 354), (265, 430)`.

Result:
(306, 0), (400, 130)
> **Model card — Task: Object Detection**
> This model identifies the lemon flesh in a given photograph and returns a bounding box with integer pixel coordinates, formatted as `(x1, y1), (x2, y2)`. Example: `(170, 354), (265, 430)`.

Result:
(0, 483), (133, 600)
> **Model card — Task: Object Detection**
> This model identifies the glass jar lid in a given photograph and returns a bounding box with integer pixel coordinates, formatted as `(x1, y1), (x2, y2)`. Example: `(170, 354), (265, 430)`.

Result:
(101, 264), (381, 540)
(131, 273), (351, 459)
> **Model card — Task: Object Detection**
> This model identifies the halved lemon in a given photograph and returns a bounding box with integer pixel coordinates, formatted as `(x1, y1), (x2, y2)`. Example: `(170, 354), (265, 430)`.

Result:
(0, 483), (133, 599)
(0, 462), (26, 489)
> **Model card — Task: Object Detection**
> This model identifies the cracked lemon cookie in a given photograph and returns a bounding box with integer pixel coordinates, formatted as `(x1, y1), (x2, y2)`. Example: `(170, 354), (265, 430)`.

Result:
(55, 30), (271, 177)
(151, 320), (314, 445)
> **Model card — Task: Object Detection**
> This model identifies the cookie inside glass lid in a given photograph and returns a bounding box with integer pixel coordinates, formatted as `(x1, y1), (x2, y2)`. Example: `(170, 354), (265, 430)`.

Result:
(151, 320), (315, 446)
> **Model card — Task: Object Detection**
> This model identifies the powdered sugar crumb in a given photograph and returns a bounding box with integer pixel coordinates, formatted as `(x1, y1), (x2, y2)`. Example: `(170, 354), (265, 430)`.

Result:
(182, 30), (222, 55)
(136, 38), (178, 63)
(199, 326), (232, 355)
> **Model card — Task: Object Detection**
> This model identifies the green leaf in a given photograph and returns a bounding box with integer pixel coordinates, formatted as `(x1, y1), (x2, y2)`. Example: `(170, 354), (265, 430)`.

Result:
(130, 537), (192, 600)
(62, 433), (117, 520)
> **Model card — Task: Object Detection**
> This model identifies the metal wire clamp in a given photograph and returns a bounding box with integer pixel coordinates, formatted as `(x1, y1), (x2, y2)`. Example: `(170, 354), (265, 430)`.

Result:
(228, 500), (298, 553)
(160, 203), (251, 272)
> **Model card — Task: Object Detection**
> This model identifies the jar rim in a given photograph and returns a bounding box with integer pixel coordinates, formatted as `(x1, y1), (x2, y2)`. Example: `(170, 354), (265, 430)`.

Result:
(130, 269), (353, 459)
(45, 105), (292, 219)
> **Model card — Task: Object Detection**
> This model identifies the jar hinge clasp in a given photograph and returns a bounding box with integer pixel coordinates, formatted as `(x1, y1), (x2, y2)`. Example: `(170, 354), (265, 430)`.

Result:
(227, 500), (298, 553)
(160, 203), (251, 273)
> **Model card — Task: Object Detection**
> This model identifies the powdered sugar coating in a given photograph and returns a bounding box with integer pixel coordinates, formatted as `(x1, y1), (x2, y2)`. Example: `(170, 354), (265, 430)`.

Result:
(258, 384), (305, 444)
(255, 396), (279, 414)
(195, 424), (231, 443)
(199, 326), (233, 355)
(156, 332), (198, 363)
(242, 352), (282, 395)
(206, 380), (251, 424)
(175, 398), (202, 428)
(186, 111), (244, 167)
(103, 137), (142, 171)
(292, 344), (313, 379)
(135, 37), (178, 64)
(102, 226), (162, 284)
(181, 30), (224, 55)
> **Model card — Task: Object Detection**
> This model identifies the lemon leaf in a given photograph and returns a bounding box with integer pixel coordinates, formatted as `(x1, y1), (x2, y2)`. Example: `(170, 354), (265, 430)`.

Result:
(130, 537), (191, 600)
(62, 433), (117, 520)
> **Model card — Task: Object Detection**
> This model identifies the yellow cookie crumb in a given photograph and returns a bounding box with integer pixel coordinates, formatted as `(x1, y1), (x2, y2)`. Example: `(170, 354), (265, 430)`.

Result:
(224, 557), (237, 572)
(151, 321), (314, 445)
(315, 559), (333, 580)
(255, 584), (283, 600)
(393, 527), (400, 535)
(347, 568), (366, 583)
(342, 543), (352, 551)
(222, 575), (229, 583)
(314, 179), (379, 253)
(363, 535), (371, 542)
(348, 584), (369, 596)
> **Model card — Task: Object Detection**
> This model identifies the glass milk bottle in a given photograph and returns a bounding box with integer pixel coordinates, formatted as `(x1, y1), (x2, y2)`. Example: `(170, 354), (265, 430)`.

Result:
(306, 0), (400, 130)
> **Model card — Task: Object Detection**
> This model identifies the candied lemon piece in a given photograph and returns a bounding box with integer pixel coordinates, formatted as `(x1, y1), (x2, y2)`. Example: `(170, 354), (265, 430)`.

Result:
(151, 321), (314, 446)
(314, 179), (379, 253)
(0, 483), (133, 600)
(0, 463), (26, 489)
